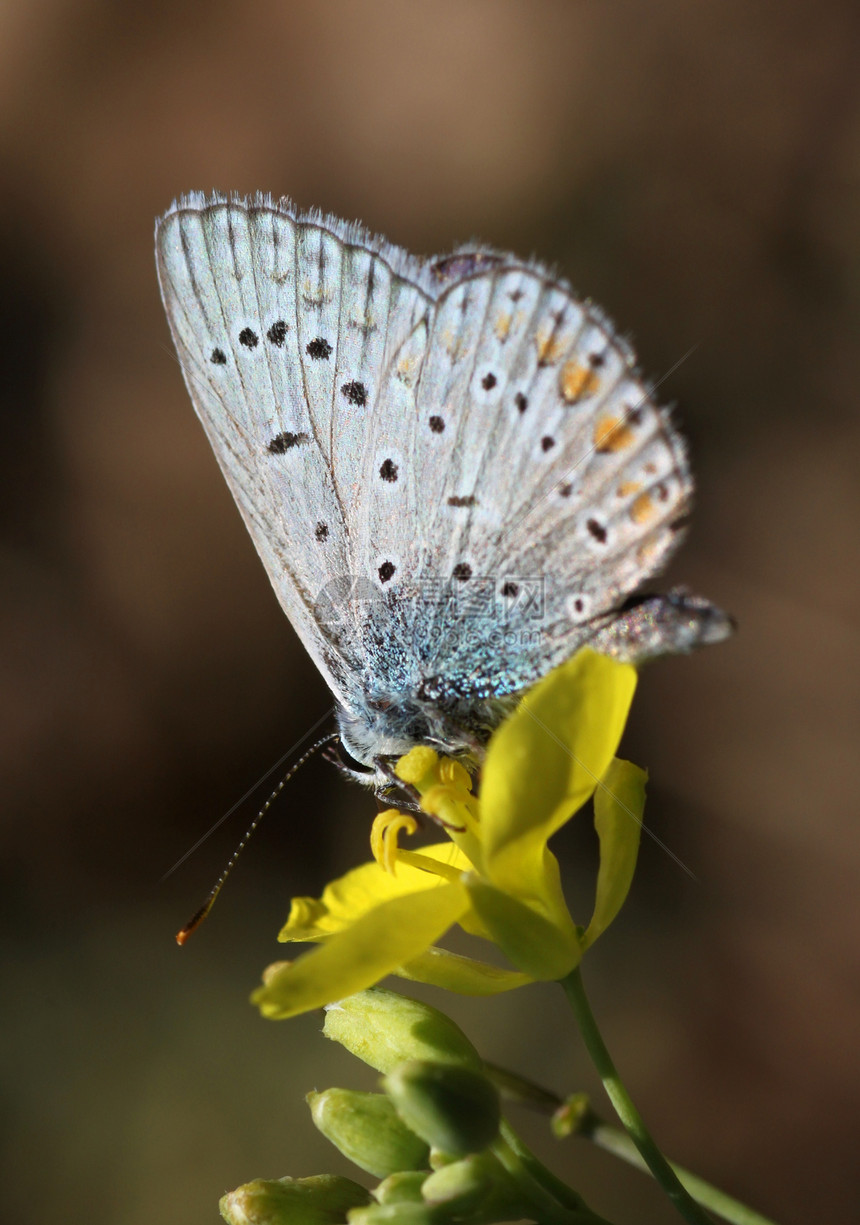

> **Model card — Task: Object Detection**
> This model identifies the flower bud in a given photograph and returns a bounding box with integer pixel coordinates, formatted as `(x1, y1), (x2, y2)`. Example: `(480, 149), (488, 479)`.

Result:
(308, 1089), (430, 1178)
(421, 1151), (527, 1218)
(349, 1203), (442, 1225)
(323, 988), (482, 1074)
(383, 1061), (501, 1157)
(372, 1171), (428, 1205)
(219, 1174), (369, 1225)
(551, 1092), (591, 1139)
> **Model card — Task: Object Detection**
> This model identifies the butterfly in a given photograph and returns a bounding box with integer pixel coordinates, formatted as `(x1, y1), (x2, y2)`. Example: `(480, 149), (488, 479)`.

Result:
(155, 193), (731, 786)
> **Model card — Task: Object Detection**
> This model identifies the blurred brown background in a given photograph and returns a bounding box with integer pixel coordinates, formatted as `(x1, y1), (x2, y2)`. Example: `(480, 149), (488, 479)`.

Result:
(2, 2), (858, 1223)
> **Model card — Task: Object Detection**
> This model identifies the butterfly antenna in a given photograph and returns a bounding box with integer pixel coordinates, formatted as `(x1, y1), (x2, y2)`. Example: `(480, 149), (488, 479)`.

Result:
(175, 731), (341, 945)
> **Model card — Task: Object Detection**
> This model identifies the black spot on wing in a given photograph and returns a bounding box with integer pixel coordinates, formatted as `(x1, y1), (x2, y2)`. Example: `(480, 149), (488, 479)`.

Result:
(514, 392), (528, 413)
(453, 563), (472, 581)
(341, 380), (367, 406)
(239, 327), (258, 348)
(428, 415), (445, 433)
(315, 522), (329, 542)
(447, 495), (476, 507)
(586, 518), (607, 544)
(481, 372), (497, 391)
(210, 348), (227, 365)
(306, 337), (332, 360)
(267, 320), (288, 346)
(378, 560), (395, 583)
(267, 432), (309, 453)
(379, 458), (398, 483)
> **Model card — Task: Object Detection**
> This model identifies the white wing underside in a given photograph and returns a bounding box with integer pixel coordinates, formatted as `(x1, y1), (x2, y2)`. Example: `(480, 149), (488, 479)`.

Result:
(156, 193), (691, 713)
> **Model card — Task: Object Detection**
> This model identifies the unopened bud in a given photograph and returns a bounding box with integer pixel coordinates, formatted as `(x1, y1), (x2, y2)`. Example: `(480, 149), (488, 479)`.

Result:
(372, 1171), (428, 1205)
(383, 1061), (501, 1157)
(421, 1151), (525, 1217)
(348, 1203), (442, 1225)
(551, 1092), (592, 1138)
(323, 988), (482, 1074)
(308, 1089), (430, 1178)
(219, 1174), (369, 1225)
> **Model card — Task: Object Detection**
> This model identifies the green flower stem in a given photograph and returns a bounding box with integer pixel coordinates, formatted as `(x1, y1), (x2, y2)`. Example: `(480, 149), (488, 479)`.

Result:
(581, 1115), (779, 1225)
(561, 967), (714, 1225)
(486, 1065), (780, 1225)
(491, 1122), (613, 1225)
(497, 1119), (593, 1216)
(485, 1062), (563, 1111)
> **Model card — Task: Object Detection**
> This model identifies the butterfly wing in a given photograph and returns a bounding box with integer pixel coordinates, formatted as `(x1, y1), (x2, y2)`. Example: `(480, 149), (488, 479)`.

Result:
(350, 256), (693, 703)
(157, 196), (729, 764)
(155, 194), (434, 705)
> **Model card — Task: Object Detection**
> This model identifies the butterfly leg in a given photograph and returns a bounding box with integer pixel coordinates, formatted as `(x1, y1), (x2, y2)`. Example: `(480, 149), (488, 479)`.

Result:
(372, 757), (467, 832)
(372, 757), (423, 810)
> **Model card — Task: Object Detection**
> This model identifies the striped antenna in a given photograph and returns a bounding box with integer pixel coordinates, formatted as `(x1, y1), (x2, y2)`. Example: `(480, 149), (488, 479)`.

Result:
(175, 731), (340, 945)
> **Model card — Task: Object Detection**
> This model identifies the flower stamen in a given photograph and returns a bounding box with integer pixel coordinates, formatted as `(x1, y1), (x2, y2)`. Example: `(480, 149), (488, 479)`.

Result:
(370, 810), (419, 875)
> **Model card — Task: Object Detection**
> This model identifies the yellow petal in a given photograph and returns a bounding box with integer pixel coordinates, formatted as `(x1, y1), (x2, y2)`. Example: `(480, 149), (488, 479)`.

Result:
(254, 882), (470, 1019)
(464, 875), (580, 981)
(581, 757), (647, 950)
(278, 843), (472, 943)
(397, 946), (531, 994)
(481, 650), (636, 898)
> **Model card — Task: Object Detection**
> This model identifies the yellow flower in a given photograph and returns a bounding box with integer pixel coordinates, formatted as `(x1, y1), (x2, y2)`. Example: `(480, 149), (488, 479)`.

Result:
(253, 650), (646, 1020)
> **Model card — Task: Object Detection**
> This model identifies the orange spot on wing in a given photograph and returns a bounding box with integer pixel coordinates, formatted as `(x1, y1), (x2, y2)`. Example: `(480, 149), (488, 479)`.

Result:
(494, 312), (512, 341)
(616, 480), (641, 498)
(560, 361), (601, 403)
(594, 416), (635, 453)
(630, 493), (655, 524)
(536, 327), (566, 365)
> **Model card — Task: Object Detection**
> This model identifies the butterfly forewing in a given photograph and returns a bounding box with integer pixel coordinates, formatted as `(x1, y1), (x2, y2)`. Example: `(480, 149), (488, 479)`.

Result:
(156, 198), (430, 701)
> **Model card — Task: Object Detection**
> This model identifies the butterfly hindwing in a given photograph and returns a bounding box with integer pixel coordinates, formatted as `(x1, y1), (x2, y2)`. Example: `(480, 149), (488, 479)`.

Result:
(353, 258), (692, 697)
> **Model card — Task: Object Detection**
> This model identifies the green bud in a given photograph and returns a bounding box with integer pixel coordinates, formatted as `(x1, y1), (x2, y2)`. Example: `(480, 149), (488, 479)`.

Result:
(219, 1174), (370, 1225)
(323, 988), (482, 1074)
(551, 1092), (591, 1139)
(308, 1089), (430, 1178)
(372, 1171), (428, 1205)
(421, 1152), (532, 1220)
(348, 1204), (443, 1225)
(420, 1152), (495, 1210)
(383, 1061), (501, 1157)
(427, 1149), (457, 1171)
